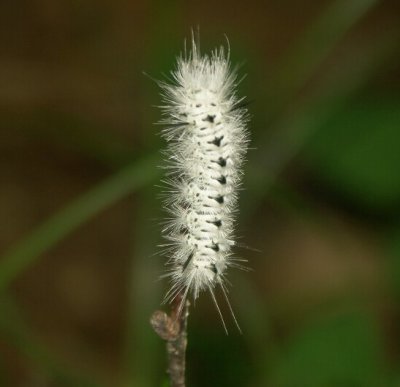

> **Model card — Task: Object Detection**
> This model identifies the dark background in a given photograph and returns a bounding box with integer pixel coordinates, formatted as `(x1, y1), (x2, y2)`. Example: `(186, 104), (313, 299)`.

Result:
(0, 0), (399, 386)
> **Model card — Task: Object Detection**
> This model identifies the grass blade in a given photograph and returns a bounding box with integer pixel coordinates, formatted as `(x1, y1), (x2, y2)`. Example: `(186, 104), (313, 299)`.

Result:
(0, 152), (160, 291)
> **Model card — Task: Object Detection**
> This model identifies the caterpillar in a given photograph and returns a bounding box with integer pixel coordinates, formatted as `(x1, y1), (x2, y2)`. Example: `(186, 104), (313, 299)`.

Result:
(158, 36), (249, 331)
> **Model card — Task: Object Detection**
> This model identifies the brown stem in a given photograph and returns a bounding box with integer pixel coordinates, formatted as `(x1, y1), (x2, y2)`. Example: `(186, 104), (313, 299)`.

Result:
(150, 294), (189, 387)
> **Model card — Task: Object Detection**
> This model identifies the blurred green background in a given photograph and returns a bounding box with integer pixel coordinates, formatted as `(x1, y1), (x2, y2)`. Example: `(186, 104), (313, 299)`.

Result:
(0, 0), (399, 386)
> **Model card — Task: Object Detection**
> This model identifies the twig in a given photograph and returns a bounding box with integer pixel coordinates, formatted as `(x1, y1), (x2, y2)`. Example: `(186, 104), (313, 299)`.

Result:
(150, 294), (189, 387)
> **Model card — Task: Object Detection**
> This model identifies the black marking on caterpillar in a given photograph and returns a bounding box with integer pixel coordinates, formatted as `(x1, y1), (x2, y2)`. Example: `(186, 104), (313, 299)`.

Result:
(208, 135), (224, 147)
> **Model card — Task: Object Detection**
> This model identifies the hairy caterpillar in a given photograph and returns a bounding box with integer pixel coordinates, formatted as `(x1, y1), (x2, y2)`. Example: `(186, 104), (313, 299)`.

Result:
(158, 37), (249, 331)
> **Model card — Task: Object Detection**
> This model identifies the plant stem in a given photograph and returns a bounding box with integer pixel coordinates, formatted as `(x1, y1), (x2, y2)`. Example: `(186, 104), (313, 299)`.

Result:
(150, 294), (189, 387)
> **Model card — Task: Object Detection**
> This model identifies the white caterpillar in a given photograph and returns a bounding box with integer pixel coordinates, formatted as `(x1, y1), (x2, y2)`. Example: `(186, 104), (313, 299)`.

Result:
(159, 37), (249, 331)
